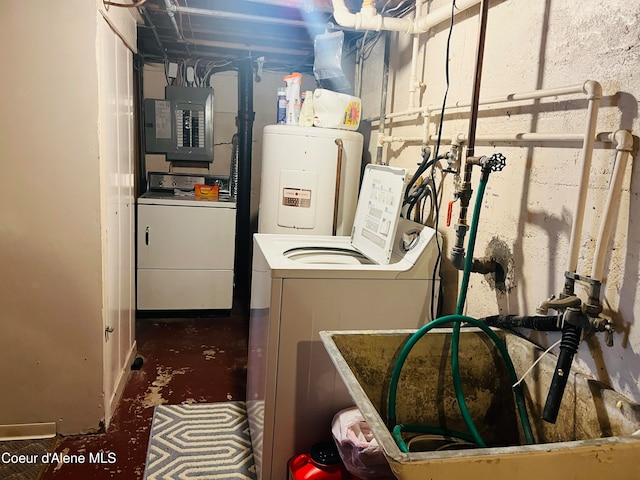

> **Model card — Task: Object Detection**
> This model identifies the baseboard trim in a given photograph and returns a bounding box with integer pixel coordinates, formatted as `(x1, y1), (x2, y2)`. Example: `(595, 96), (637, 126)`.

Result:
(0, 422), (57, 441)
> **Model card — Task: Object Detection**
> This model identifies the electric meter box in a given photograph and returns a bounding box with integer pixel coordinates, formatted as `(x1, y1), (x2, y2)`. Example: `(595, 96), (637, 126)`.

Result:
(144, 86), (214, 162)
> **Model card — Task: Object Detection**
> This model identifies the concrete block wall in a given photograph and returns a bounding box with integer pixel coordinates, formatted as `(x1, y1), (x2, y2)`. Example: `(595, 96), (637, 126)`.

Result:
(358, 0), (640, 404)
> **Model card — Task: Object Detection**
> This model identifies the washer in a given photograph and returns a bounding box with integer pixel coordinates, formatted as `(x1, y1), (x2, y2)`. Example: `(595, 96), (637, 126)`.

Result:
(247, 165), (441, 480)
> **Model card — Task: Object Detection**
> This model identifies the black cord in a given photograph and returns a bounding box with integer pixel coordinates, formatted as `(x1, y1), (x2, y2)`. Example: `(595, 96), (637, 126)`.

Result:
(429, 0), (458, 322)
(405, 145), (434, 205)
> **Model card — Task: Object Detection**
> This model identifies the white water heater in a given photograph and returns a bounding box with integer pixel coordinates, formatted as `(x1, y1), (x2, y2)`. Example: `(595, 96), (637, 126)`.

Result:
(258, 125), (364, 235)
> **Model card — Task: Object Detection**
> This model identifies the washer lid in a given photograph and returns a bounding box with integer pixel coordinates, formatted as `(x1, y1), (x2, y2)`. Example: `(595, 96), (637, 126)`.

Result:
(351, 164), (408, 265)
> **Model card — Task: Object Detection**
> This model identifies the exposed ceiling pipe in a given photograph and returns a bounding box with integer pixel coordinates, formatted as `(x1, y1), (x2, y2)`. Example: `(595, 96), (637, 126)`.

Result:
(244, 0), (334, 13)
(330, 0), (481, 33)
(141, 7), (167, 60)
(167, 3), (338, 31)
(163, 0), (182, 39)
(332, 0), (411, 32)
(177, 37), (312, 57)
(414, 0), (481, 32)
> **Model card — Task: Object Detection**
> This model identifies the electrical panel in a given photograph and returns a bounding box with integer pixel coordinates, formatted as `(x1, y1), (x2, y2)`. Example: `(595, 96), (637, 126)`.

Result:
(144, 86), (214, 162)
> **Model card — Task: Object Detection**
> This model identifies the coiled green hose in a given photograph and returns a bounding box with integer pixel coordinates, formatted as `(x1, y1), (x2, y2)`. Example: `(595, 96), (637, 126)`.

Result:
(388, 171), (534, 452)
(388, 315), (535, 452)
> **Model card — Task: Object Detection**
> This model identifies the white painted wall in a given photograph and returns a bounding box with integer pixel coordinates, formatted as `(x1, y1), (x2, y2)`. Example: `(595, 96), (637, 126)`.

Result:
(358, 1), (640, 403)
(0, 1), (137, 434)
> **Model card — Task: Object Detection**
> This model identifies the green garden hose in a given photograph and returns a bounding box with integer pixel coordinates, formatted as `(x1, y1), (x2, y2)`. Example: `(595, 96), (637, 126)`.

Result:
(388, 315), (534, 452)
(388, 169), (534, 453)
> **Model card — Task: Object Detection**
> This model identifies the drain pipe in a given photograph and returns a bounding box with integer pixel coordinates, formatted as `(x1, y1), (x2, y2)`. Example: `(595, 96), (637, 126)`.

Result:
(235, 59), (255, 302)
(332, 0), (411, 32)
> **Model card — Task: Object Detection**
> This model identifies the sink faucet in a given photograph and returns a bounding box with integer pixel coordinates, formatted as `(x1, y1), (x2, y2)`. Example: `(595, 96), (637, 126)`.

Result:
(541, 272), (613, 423)
(536, 294), (582, 315)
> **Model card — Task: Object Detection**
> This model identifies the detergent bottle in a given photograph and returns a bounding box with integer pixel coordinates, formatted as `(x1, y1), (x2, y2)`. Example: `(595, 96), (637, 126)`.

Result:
(288, 442), (351, 480)
(313, 89), (361, 131)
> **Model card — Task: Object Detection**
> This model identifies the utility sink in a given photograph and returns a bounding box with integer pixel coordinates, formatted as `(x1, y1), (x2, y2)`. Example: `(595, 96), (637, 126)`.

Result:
(320, 328), (640, 480)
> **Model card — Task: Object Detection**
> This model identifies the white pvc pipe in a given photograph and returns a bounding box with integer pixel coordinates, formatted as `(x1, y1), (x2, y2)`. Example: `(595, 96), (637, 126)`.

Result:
(467, 84), (586, 107)
(380, 132), (587, 146)
(567, 80), (602, 274)
(408, 1), (423, 109)
(379, 135), (425, 143)
(163, 0), (182, 39)
(590, 130), (634, 281)
(368, 83), (589, 123)
(331, 0), (481, 33)
(414, 0), (482, 32)
(455, 133), (587, 143)
(331, 0), (412, 32)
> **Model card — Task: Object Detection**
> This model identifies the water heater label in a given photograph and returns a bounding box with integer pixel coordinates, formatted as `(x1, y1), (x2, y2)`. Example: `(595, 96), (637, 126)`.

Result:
(282, 188), (311, 208)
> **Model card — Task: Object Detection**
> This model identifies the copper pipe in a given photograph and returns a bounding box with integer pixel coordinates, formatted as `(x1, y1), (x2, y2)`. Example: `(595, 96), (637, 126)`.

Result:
(333, 139), (344, 235)
(458, 0), (490, 225)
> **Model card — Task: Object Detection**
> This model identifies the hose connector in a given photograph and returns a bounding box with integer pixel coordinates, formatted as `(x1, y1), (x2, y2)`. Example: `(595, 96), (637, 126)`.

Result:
(450, 223), (469, 270)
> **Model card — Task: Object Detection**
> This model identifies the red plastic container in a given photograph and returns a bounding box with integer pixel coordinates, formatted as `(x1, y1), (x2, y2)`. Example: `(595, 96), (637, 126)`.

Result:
(288, 442), (351, 480)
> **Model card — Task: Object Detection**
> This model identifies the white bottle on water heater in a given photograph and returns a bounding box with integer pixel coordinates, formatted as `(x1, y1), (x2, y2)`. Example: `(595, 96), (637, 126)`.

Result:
(312, 89), (361, 131)
(298, 90), (314, 127)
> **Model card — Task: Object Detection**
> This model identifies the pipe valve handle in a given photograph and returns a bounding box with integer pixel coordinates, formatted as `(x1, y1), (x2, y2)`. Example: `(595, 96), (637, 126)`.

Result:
(488, 153), (506, 172)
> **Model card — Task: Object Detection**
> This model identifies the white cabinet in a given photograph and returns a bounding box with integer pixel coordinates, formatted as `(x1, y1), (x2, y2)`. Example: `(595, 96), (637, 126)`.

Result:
(137, 197), (236, 310)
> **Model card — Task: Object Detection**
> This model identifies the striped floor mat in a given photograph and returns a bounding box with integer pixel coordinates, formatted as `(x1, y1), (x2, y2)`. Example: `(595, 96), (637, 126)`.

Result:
(144, 402), (257, 479)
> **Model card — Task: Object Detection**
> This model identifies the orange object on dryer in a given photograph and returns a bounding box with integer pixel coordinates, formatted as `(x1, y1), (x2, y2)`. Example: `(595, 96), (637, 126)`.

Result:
(195, 184), (219, 198)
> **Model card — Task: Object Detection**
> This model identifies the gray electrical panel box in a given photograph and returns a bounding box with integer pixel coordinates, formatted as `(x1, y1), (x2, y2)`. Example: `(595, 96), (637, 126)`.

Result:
(144, 86), (214, 162)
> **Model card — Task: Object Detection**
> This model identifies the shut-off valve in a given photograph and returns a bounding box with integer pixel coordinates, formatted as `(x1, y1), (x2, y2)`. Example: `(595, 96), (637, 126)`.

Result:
(449, 153), (506, 273)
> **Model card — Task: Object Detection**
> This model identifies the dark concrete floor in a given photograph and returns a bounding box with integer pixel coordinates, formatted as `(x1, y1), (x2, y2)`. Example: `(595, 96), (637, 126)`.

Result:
(40, 301), (250, 479)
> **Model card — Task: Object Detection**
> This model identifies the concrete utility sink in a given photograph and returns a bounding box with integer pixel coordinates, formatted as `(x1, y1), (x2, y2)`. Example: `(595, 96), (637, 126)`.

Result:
(320, 328), (640, 480)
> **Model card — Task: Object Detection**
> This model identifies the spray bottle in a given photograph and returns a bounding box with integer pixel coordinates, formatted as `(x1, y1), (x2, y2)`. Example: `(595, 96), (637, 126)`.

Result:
(284, 72), (302, 125)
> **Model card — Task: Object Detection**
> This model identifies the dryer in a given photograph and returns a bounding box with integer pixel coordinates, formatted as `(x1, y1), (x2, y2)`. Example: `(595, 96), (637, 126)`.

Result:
(247, 165), (441, 480)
